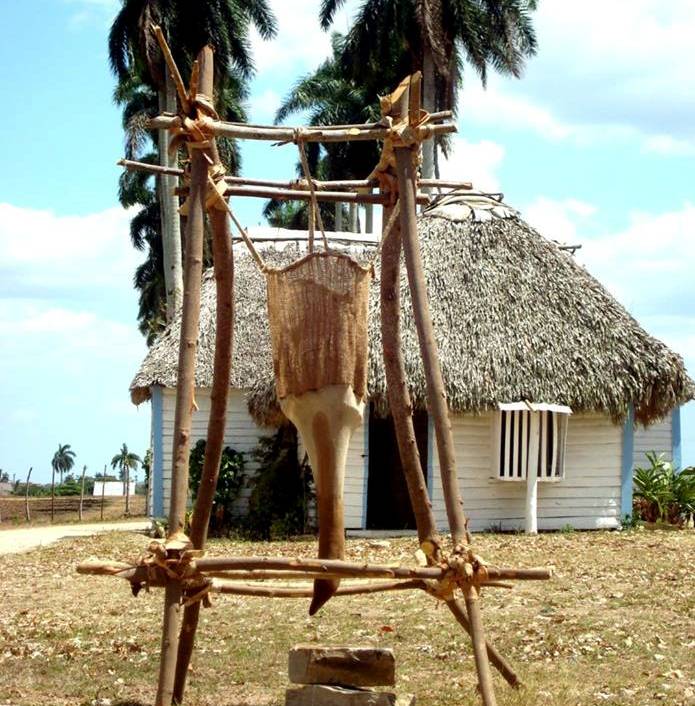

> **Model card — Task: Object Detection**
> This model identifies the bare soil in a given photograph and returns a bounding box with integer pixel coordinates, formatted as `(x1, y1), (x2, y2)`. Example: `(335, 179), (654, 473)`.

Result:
(0, 529), (693, 706)
(0, 495), (146, 527)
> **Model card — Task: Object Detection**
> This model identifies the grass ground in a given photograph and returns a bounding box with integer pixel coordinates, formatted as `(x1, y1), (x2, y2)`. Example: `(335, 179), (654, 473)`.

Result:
(0, 529), (693, 706)
(0, 495), (146, 526)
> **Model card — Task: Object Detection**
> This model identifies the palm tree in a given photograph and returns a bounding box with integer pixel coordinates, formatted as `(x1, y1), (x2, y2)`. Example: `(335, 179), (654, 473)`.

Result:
(52, 444), (76, 486)
(319, 0), (538, 178)
(273, 34), (383, 232)
(111, 443), (142, 515)
(108, 0), (277, 326)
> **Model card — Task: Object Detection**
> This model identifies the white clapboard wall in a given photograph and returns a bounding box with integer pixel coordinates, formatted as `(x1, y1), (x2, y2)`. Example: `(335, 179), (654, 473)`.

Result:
(429, 412), (622, 532)
(633, 415), (673, 470)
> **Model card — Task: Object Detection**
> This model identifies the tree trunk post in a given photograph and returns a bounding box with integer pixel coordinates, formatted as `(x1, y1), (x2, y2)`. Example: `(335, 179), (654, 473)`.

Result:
(125, 464), (131, 516)
(173, 147), (236, 705)
(79, 465), (87, 522)
(335, 202), (343, 231)
(464, 585), (498, 706)
(24, 467), (32, 522)
(50, 467), (55, 523)
(101, 465), (106, 521)
(379, 203), (441, 560)
(155, 45), (213, 706)
(390, 74), (497, 705)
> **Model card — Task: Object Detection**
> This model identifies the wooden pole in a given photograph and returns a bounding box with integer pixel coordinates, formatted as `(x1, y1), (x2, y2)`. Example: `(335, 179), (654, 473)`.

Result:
(379, 203), (441, 559)
(24, 467), (32, 522)
(173, 126), (236, 706)
(149, 114), (456, 144)
(100, 465), (106, 521)
(446, 600), (519, 688)
(50, 465), (55, 523)
(464, 585), (498, 706)
(79, 465), (87, 522)
(119, 159), (473, 193)
(394, 146), (469, 548)
(155, 45), (212, 706)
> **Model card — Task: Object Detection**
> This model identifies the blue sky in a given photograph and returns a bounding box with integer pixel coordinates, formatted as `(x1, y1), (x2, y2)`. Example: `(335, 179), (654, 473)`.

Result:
(1, 0), (693, 484)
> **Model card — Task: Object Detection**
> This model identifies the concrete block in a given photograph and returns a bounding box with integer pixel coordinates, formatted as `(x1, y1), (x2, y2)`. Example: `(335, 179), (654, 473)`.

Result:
(286, 685), (414, 706)
(288, 645), (396, 687)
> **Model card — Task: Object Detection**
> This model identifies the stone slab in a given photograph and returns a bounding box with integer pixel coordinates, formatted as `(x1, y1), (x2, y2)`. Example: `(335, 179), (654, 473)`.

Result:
(288, 645), (396, 687)
(286, 685), (414, 706)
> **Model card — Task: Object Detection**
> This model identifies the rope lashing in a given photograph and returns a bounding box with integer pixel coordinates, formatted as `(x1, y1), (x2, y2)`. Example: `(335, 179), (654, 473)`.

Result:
(205, 173), (267, 271)
(293, 128), (330, 252)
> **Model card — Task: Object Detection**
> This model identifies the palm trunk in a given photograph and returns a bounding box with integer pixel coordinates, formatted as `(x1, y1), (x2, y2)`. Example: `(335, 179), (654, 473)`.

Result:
(335, 202), (343, 231)
(125, 465), (130, 515)
(79, 465), (86, 522)
(421, 49), (436, 184)
(158, 68), (184, 321)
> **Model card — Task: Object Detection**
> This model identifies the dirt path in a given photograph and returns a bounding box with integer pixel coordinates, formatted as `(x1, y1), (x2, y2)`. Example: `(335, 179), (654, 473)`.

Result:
(0, 519), (149, 555)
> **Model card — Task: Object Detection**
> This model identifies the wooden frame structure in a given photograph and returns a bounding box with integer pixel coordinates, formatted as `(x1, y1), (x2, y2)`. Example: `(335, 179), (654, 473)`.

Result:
(79, 33), (552, 706)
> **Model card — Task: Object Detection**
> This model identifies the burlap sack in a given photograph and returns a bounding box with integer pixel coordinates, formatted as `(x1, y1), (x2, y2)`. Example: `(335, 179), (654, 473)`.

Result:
(265, 251), (371, 401)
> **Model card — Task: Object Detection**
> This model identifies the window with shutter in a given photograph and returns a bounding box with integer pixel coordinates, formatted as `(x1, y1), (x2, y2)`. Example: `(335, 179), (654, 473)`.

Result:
(495, 403), (571, 481)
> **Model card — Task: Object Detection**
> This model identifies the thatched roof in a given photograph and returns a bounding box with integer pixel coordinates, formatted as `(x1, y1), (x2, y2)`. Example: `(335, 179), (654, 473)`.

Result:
(130, 193), (694, 425)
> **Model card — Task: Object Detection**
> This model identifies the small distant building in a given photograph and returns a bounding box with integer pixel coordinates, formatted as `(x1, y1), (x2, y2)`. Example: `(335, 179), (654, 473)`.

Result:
(130, 194), (693, 532)
(92, 481), (135, 497)
(0, 482), (13, 496)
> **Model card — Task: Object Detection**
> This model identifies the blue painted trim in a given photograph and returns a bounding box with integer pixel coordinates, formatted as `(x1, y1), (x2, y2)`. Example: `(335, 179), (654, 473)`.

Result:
(360, 408), (370, 529)
(426, 415), (434, 490)
(672, 407), (682, 469)
(151, 385), (165, 518)
(620, 405), (634, 518)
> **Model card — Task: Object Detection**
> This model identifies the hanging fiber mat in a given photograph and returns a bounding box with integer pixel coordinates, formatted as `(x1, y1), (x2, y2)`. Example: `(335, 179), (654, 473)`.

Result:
(265, 250), (371, 401)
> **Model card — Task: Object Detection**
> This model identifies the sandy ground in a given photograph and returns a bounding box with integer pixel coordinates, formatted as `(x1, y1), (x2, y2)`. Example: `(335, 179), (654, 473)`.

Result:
(0, 519), (149, 555)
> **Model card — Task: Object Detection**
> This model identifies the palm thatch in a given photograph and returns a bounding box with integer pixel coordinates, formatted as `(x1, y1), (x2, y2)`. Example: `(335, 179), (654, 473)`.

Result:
(130, 193), (694, 426)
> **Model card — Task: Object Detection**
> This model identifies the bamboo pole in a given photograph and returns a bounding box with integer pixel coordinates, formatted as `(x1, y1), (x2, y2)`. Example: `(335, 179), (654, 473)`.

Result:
(155, 44), (212, 706)
(24, 467), (32, 522)
(173, 106), (236, 706)
(79, 465), (87, 522)
(148, 114), (456, 144)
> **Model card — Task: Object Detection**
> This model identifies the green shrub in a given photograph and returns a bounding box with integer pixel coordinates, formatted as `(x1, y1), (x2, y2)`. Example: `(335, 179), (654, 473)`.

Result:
(243, 426), (314, 540)
(633, 452), (695, 526)
(188, 440), (245, 536)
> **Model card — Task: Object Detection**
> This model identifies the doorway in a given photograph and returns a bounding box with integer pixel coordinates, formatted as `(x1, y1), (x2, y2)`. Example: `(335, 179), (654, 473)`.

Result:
(366, 404), (429, 530)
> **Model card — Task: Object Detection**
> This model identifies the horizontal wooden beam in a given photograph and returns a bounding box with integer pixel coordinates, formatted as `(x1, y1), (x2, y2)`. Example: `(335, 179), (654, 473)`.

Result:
(148, 115), (457, 144)
(118, 159), (474, 193)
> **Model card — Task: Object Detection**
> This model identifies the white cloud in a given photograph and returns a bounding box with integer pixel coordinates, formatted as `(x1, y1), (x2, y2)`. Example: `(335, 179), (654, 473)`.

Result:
(439, 138), (505, 192)
(460, 1), (695, 153)
(251, 0), (354, 74)
(520, 198), (695, 372)
(0, 203), (140, 297)
(248, 89), (282, 123)
(524, 197), (597, 244)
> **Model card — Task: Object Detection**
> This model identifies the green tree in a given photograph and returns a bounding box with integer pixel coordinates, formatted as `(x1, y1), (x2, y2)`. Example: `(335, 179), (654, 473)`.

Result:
(52, 444), (76, 486)
(319, 0), (538, 177)
(272, 34), (381, 231)
(111, 443), (142, 514)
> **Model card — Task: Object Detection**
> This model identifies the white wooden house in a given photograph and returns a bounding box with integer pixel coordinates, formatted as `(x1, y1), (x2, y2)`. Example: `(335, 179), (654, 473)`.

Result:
(131, 194), (692, 532)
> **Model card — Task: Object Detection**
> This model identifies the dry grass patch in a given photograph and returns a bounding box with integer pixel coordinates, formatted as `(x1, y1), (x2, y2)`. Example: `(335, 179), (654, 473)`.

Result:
(1, 529), (693, 706)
